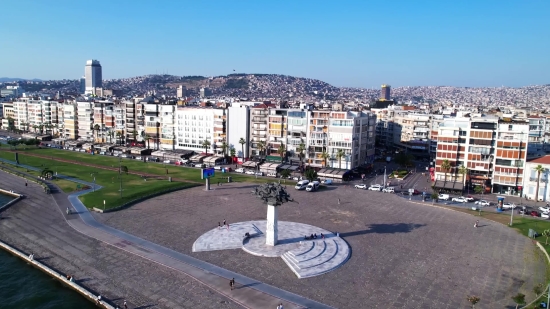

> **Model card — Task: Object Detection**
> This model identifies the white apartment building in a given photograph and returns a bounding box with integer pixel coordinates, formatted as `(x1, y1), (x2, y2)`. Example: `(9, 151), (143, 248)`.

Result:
(13, 98), (61, 134)
(523, 156), (550, 202)
(62, 101), (78, 140)
(76, 100), (94, 141)
(159, 104), (176, 150)
(175, 107), (226, 155)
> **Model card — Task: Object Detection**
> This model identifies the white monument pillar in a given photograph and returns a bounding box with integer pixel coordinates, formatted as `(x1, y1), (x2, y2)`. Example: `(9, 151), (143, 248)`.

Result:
(266, 205), (279, 246)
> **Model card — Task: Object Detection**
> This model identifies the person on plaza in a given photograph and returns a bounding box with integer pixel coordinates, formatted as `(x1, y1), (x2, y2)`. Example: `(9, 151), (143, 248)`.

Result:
(96, 295), (102, 305)
(223, 219), (226, 226)
(230, 278), (235, 290)
(474, 220), (479, 228)
(124, 300), (128, 309)
(218, 222), (221, 229)
(28, 253), (34, 261)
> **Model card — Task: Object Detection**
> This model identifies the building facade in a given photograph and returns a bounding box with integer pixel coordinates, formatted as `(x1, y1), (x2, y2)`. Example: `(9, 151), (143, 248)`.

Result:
(85, 60), (102, 95)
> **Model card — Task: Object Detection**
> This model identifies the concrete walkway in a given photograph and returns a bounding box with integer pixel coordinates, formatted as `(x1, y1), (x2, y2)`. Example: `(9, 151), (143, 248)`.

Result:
(0, 158), (332, 309)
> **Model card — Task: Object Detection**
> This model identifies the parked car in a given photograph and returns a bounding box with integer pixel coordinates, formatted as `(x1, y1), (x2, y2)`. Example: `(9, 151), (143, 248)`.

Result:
(539, 206), (550, 213)
(542, 212), (550, 219)
(382, 187), (395, 193)
(194, 163), (205, 168)
(214, 166), (222, 170)
(322, 179), (333, 185)
(255, 172), (263, 176)
(464, 196), (475, 202)
(235, 168), (245, 173)
(438, 194), (450, 200)
(452, 196), (467, 203)
(408, 188), (420, 195)
(355, 184), (367, 189)
(368, 184), (383, 191)
(267, 172), (277, 177)
(295, 180), (310, 190)
(245, 170), (255, 175)
(475, 200), (491, 206)
(531, 211), (540, 217)
(502, 202), (516, 209)
(135, 156), (142, 160)
(163, 159), (171, 164)
(306, 181), (320, 192)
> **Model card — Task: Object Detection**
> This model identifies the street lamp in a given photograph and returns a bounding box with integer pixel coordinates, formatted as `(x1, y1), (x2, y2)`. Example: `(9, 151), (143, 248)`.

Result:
(91, 172), (97, 192)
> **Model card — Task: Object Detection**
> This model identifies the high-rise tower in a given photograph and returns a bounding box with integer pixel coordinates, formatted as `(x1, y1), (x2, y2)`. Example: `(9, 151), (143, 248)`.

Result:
(381, 84), (391, 101)
(85, 60), (102, 94)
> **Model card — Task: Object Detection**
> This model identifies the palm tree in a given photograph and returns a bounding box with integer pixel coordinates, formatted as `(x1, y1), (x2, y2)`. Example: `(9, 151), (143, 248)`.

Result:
(221, 141), (228, 157)
(297, 139), (306, 168)
(202, 140), (211, 154)
(38, 124), (44, 135)
(116, 131), (122, 146)
(441, 159), (452, 182)
(144, 134), (152, 149)
(277, 142), (286, 163)
(108, 130), (114, 144)
(230, 147), (236, 163)
(93, 124), (100, 142)
(32, 125), (39, 133)
(336, 149), (345, 169)
(238, 137), (246, 159)
(321, 151), (330, 167)
(131, 130), (138, 143)
(458, 165), (468, 192)
(257, 140), (266, 156)
(535, 164), (546, 203)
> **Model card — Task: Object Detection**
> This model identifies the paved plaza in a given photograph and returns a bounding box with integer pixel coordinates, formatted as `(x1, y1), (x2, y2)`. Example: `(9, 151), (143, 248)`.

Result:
(193, 220), (350, 278)
(94, 182), (549, 309)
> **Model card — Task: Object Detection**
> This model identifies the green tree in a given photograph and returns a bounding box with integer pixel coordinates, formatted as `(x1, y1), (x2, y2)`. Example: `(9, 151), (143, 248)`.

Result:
(120, 165), (128, 175)
(297, 139), (306, 168)
(321, 151), (330, 167)
(93, 124), (100, 142)
(257, 140), (266, 156)
(534, 164), (545, 203)
(221, 141), (229, 157)
(201, 140), (211, 154)
(336, 149), (345, 169)
(116, 131), (122, 145)
(280, 169), (291, 179)
(40, 168), (54, 178)
(533, 283), (544, 296)
(474, 185), (483, 195)
(277, 142), (286, 163)
(230, 147), (236, 163)
(239, 137), (246, 159)
(458, 165), (468, 186)
(304, 168), (318, 182)
(511, 293), (525, 309)
(466, 295), (480, 309)
(441, 159), (452, 182)
(145, 134), (151, 149)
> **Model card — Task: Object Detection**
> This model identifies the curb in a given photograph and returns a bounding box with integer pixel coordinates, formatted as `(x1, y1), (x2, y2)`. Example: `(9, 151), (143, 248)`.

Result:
(0, 188), (23, 212)
(0, 240), (115, 309)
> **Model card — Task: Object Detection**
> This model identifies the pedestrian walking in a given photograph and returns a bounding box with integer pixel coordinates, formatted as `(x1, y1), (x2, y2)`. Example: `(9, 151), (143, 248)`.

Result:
(124, 300), (128, 309)
(218, 222), (221, 229)
(230, 278), (235, 290)
(25, 181), (27, 187)
(337, 198), (340, 205)
(223, 219), (226, 226)
(474, 220), (479, 228)
(96, 295), (102, 305)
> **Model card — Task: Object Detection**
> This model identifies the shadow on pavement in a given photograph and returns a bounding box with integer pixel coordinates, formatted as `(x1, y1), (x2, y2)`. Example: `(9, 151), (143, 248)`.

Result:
(340, 223), (426, 238)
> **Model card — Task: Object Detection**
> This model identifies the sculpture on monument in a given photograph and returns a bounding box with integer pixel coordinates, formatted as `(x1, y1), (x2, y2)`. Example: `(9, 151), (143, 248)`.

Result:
(252, 183), (293, 246)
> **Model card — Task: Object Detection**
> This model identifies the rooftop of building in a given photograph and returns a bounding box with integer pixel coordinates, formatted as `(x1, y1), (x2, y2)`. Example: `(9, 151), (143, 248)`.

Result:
(528, 155), (550, 165)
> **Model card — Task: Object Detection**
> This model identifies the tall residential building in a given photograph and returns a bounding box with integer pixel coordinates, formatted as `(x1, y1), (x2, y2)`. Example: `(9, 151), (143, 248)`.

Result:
(79, 77), (86, 94)
(381, 84), (391, 101)
(124, 99), (145, 144)
(76, 99), (94, 141)
(85, 60), (102, 95)
(92, 100), (115, 143)
(62, 101), (78, 140)
(12, 98), (61, 134)
(434, 116), (529, 195)
(249, 104), (271, 157)
(227, 102), (257, 159)
(175, 107), (227, 155)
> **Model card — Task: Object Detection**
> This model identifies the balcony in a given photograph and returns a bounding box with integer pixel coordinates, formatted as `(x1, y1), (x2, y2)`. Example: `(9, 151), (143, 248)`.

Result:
(252, 116), (267, 123)
(529, 177), (548, 183)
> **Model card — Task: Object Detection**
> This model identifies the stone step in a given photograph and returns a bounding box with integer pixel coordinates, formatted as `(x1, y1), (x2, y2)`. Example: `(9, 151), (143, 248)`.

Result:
(293, 240), (336, 270)
(289, 240), (326, 263)
(286, 241), (315, 262)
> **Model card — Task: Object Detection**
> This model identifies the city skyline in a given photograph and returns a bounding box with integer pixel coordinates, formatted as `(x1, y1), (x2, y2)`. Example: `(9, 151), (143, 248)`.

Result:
(1, 0), (548, 88)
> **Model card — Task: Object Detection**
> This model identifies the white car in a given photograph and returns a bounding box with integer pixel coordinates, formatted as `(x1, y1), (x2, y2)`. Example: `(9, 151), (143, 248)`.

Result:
(464, 196), (475, 202)
(245, 170), (256, 175)
(322, 179), (333, 185)
(267, 172), (277, 177)
(135, 156), (142, 160)
(214, 166), (222, 170)
(235, 168), (245, 173)
(542, 212), (550, 219)
(539, 206), (550, 213)
(354, 184), (367, 189)
(475, 200), (491, 206)
(438, 194), (450, 201)
(382, 187), (395, 193)
(502, 202), (516, 209)
(368, 184), (383, 191)
(255, 172), (263, 176)
(163, 159), (171, 164)
(452, 197), (467, 203)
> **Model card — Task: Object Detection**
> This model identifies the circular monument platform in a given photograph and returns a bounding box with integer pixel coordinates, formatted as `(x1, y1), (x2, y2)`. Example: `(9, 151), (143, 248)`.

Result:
(192, 220), (351, 278)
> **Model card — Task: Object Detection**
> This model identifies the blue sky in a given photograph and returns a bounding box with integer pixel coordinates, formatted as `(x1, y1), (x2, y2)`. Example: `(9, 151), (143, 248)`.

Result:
(1, 0), (548, 87)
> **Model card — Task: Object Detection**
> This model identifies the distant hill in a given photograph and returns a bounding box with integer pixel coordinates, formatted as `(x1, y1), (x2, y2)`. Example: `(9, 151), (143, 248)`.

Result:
(0, 77), (42, 82)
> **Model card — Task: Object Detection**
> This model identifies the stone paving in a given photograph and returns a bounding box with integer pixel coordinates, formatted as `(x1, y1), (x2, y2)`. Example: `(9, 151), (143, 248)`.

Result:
(193, 220), (350, 278)
(96, 182), (549, 309)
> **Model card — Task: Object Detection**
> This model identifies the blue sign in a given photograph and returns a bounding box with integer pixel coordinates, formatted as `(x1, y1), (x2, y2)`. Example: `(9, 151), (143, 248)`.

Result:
(201, 168), (215, 179)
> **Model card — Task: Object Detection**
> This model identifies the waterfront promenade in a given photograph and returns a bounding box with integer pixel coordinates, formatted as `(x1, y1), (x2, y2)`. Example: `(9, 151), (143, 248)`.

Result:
(0, 170), (329, 309)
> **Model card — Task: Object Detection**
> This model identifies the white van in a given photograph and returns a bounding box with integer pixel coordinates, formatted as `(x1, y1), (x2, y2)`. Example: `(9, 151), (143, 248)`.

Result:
(306, 181), (320, 192)
(294, 180), (310, 190)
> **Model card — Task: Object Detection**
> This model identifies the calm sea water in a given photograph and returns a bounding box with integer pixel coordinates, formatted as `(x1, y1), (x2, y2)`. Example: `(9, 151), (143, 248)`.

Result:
(0, 193), (96, 309)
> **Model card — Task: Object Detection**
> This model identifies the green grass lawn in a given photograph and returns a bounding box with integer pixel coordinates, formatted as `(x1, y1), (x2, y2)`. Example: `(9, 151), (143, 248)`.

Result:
(0, 151), (187, 209)
(1, 147), (293, 185)
(0, 163), (77, 193)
